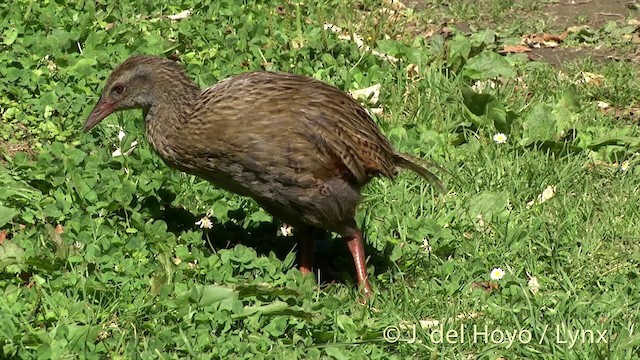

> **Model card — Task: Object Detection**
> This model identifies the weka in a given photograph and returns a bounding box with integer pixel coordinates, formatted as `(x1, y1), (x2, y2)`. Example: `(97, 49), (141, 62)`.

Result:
(84, 55), (443, 298)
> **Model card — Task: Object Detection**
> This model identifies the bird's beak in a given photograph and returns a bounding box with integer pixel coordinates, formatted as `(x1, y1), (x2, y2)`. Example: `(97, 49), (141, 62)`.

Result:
(83, 100), (116, 132)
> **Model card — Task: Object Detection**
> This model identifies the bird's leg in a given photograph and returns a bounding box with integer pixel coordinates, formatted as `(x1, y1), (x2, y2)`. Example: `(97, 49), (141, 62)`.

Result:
(344, 230), (372, 299)
(297, 226), (315, 276)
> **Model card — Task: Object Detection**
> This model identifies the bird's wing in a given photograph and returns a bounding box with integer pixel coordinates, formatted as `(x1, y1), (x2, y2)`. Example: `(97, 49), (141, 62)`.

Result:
(182, 71), (396, 187)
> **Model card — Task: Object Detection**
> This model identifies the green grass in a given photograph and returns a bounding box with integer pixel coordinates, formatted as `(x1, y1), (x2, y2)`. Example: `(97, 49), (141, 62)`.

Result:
(1, 0), (640, 358)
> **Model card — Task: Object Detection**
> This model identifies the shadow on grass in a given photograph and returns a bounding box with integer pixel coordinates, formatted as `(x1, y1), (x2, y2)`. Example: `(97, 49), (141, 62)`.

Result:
(141, 191), (394, 290)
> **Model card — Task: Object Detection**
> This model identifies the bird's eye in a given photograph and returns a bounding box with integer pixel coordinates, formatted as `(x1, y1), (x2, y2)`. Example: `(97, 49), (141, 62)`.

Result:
(113, 84), (125, 94)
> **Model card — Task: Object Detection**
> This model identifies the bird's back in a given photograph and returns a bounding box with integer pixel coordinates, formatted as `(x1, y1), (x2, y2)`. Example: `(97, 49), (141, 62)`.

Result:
(181, 71), (397, 190)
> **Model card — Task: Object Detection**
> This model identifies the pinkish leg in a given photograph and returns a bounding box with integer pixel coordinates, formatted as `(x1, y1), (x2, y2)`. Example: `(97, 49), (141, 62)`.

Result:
(298, 233), (314, 276)
(345, 230), (372, 300)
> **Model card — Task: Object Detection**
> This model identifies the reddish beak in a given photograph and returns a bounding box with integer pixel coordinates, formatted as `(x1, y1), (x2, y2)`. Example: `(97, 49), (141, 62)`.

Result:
(83, 100), (116, 132)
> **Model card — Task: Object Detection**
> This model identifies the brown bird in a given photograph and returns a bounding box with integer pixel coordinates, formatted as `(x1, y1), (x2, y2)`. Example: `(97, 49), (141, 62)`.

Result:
(84, 55), (443, 299)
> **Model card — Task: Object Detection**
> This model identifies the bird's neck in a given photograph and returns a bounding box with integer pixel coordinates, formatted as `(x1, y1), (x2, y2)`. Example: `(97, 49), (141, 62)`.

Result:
(144, 75), (201, 166)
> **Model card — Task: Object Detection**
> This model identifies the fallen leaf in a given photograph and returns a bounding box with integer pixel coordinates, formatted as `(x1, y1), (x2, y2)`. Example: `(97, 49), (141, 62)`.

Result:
(324, 24), (398, 62)
(526, 185), (556, 208)
(46, 59), (58, 72)
(567, 25), (592, 33)
(474, 214), (487, 230)
(350, 84), (381, 104)
(576, 72), (605, 86)
(522, 32), (568, 47)
(455, 312), (483, 320)
(527, 273), (540, 295)
(599, 106), (640, 123)
(471, 281), (499, 293)
(419, 312), (483, 329)
(419, 318), (440, 328)
(0, 230), (6, 245)
(543, 32), (568, 42)
(406, 63), (419, 80)
(371, 49), (399, 63)
(368, 107), (384, 116)
(383, 0), (406, 11)
(167, 9), (191, 21)
(499, 44), (531, 54)
(323, 23), (342, 32)
(471, 79), (497, 93)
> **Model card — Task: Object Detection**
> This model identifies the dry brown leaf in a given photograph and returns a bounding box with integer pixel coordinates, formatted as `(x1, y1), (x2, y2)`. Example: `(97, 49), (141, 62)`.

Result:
(599, 106), (640, 122)
(522, 32), (568, 47)
(471, 281), (499, 293)
(54, 224), (64, 235)
(543, 32), (568, 42)
(576, 71), (605, 86)
(499, 45), (531, 54)
(406, 63), (419, 81)
(383, 0), (406, 11)
(0, 230), (6, 245)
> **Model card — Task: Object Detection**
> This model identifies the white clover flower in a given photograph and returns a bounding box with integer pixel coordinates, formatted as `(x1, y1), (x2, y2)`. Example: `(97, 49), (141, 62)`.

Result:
(277, 224), (294, 237)
(621, 161), (630, 172)
(493, 133), (507, 144)
(195, 216), (213, 229)
(490, 267), (505, 280)
(421, 238), (432, 253)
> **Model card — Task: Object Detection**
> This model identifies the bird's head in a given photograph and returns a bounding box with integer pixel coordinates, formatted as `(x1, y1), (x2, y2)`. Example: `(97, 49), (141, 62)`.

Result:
(83, 56), (160, 132)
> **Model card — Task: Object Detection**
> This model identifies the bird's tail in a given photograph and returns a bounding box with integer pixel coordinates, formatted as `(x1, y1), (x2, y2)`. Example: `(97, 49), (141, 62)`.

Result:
(393, 152), (447, 193)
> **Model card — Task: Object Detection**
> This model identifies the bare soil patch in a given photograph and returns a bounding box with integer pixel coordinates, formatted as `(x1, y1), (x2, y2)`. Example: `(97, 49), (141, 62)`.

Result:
(407, 0), (639, 67)
(542, 0), (632, 31)
(527, 46), (609, 67)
